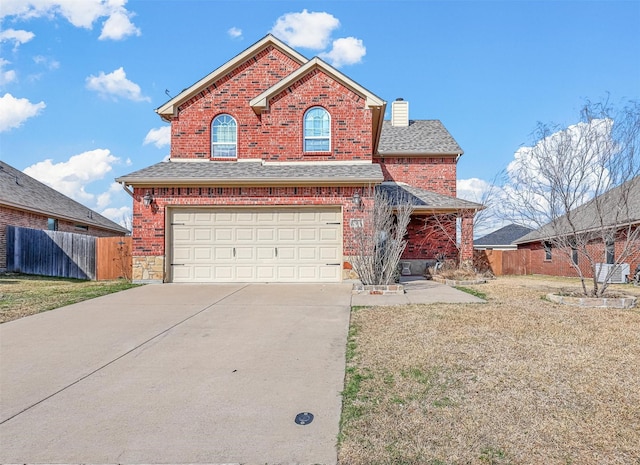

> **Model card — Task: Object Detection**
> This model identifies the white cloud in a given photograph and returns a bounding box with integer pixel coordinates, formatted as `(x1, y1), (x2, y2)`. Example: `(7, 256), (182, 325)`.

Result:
(101, 205), (132, 228)
(86, 67), (150, 102)
(0, 93), (45, 132)
(319, 37), (366, 68)
(99, 7), (140, 40)
(33, 55), (60, 70)
(270, 10), (340, 49)
(457, 178), (492, 203)
(0, 0), (140, 41)
(23, 149), (120, 205)
(228, 27), (242, 39)
(96, 181), (123, 209)
(143, 126), (170, 148)
(0, 59), (17, 86)
(0, 28), (35, 50)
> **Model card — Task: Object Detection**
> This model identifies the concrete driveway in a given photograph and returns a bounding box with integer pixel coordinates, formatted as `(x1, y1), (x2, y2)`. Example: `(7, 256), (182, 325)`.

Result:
(0, 283), (353, 464)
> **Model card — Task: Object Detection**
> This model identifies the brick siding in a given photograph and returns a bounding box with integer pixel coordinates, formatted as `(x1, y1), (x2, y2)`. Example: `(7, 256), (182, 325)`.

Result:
(170, 46), (373, 162)
(519, 227), (640, 279)
(374, 156), (457, 196)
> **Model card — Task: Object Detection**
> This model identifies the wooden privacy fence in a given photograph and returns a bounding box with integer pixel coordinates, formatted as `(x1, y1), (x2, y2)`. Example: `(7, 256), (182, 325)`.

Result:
(6, 226), (131, 280)
(478, 249), (531, 276)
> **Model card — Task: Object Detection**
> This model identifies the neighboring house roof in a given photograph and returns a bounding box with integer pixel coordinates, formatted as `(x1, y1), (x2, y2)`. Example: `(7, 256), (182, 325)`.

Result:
(377, 120), (464, 155)
(377, 182), (483, 212)
(515, 176), (640, 244)
(474, 224), (534, 247)
(116, 160), (384, 186)
(0, 161), (128, 234)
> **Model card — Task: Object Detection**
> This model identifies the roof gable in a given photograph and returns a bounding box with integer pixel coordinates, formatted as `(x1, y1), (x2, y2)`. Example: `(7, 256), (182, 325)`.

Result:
(156, 34), (309, 121)
(249, 57), (385, 112)
(0, 161), (128, 234)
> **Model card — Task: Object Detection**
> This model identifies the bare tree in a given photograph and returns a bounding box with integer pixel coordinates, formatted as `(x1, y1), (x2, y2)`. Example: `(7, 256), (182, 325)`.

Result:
(500, 99), (640, 296)
(350, 189), (413, 285)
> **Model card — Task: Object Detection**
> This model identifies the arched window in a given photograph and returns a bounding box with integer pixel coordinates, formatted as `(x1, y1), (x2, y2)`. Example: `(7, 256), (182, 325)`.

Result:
(303, 107), (330, 152)
(211, 114), (237, 158)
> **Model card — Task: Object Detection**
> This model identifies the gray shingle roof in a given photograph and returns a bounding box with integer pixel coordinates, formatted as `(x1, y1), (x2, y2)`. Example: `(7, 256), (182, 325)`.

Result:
(0, 161), (128, 234)
(378, 120), (464, 155)
(377, 182), (483, 211)
(474, 224), (534, 246)
(116, 160), (384, 185)
(515, 176), (640, 244)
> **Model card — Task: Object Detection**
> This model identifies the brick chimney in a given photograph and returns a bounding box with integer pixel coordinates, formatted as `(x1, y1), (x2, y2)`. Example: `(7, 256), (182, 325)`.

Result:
(391, 98), (409, 127)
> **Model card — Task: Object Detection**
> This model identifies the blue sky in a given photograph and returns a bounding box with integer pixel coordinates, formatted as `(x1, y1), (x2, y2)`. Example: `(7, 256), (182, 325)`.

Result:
(1, 0), (639, 229)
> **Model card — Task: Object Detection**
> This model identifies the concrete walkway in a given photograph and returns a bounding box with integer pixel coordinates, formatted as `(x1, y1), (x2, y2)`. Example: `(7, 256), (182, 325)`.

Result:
(0, 283), (352, 465)
(351, 276), (485, 307)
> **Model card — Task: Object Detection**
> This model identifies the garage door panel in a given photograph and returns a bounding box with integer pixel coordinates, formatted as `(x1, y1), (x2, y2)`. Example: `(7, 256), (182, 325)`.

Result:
(215, 228), (233, 241)
(214, 266), (233, 280)
(299, 228), (317, 241)
(278, 228), (296, 241)
(235, 267), (255, 279)
(256, 228), (275, 241)
(298, 247), (317, 260)
(235, 228), (254, 241)
(172, 247), (192, 261)
(194, 247), (211, 260)
(214, 247), (233, 260)
(277, 247), (296, 260)
(173, 228), (192, 242)
(320, 247), (339, 260)
(257, 266), (276, 279)
(257, 247), (275, 260)
(170, 207), (342, 283)
(319, 228), (339, 241)
(236, 212), (253, 222)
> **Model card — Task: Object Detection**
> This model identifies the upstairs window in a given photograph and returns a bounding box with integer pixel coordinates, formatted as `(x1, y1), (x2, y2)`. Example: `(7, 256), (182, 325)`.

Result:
(304, 107), (330, 152)
(211, 114), (237, 158)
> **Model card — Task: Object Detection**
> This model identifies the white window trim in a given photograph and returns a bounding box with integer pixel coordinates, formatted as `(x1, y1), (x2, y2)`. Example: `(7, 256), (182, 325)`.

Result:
(303, 107), (331, 153)
(211, 114), (237, 159)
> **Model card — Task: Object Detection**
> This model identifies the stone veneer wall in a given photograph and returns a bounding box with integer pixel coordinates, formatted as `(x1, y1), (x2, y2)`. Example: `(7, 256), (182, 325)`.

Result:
(132, 255), (165, 283)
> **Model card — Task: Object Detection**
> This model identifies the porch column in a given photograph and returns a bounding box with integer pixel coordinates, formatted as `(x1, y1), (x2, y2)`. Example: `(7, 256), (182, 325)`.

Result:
(460, 209), (475, 268)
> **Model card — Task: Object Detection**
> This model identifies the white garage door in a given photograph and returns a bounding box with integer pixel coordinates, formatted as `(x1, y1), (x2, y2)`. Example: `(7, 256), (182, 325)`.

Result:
(169, 207), (343, 283)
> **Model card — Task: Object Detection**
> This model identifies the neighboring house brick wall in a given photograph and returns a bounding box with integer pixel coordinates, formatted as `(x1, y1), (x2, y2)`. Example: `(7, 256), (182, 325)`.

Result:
(519, 227), (640, 279)
(170, 47), (373, 162)
(0, 205), (123, 270)
(374, 156), (457, 196)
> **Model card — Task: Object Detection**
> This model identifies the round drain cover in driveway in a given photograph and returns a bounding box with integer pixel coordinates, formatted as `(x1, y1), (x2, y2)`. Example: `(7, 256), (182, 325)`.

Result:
(294, 412), (314, 425)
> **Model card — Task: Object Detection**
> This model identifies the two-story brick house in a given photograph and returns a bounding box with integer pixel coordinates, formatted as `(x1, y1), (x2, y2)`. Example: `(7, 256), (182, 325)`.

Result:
(117, 35), (481, 283)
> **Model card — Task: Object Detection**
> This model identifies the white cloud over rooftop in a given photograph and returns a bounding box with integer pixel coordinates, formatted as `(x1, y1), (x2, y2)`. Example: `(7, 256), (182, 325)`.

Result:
(86, 67), (150, 102)
(1, 0), (140, 41)
(0, 93), (45, 132)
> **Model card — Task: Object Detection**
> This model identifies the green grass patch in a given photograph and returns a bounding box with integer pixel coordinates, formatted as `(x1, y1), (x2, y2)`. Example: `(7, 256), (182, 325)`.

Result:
(454, 285), (487, 299)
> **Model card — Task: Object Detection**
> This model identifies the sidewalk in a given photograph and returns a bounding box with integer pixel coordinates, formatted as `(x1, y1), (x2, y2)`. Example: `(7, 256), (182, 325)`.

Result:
(350, 276), (485, 306)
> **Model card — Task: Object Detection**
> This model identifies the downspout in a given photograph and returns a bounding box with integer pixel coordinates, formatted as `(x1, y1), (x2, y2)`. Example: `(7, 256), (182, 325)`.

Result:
(119, 181), (134, 198)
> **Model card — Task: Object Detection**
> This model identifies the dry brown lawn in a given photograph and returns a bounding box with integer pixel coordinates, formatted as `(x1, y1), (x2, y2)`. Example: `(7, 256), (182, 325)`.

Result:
(339, 275), (640, 465)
